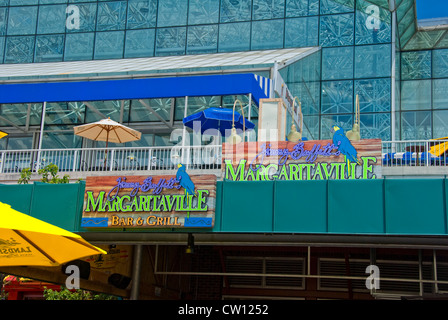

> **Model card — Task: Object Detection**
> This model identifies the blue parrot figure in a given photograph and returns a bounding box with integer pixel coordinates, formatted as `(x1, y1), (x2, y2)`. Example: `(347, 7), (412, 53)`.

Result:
(176, 164), (197, 196)
(332, 125), (360, 175)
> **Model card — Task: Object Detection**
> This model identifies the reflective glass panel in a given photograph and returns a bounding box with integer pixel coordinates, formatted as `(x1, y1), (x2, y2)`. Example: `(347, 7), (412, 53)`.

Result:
(94, 31), (125, 60)
(433, 110), (448, 138)
(126, 0), (157, 29)
(4, 36), (35, 63)
(218, 22), (250, 52)
(66, 3), (97, 33)
(187, 24), (218, 54)
(45, 102), (86, 125)
(302, 115), (319, 140)
(285, 16), (318, 48)
(188, 0), (219, 25)
(320, 114), (352, 139)
(401, 50), (431, 80)
(0, 8), (7, 36)
(155, 27), (186, 56)
(157, 0), (187, 27)
(97, 1), (127, 31)
(41, 130), (82, 149)
(359, 113), (390, 140)
(220, 0), (252, 23)
(37, 4), (66, 34)
(322, 46), (353, 80)
(84, 100), (128, 123)
(124, 29), (155, 58)
(7, 6), (38, 35)
(129, 98), (172, 122)
(0, 37), (4, 63)
(64, 32), (94, 61)
(319, 13), (354, 47)
(354, 44), (391, 78)
(35, 34), (64, 62)
(401, 111), (432, 140)
(0, 103), (42, 127)
(320, 0), (354, 14)
(355, 0), (391, 45)
(401, 80), (431, 110)
(355, 78), (391, 113)
(321, 80), (353, 114)
(251, 19), (284, 50)
(286, 0), (319, 17)
(433, 79), (448, 109)
(432, 49), (448, 78)
(253, 0), (285, 20)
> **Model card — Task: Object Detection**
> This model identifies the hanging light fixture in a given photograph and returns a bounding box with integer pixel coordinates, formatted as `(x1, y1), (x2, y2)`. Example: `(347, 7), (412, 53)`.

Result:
(226, 99), (245, 145)
(185, 233), (195, 254)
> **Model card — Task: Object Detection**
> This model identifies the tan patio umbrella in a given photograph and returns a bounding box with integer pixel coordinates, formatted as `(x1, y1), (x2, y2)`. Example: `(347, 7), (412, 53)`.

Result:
(74, 118), (141, 168)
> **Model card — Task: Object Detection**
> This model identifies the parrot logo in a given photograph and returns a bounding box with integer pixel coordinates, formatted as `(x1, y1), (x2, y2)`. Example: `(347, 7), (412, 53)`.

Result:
(332, 125), (360, 175)
(176, 164), (197, 219)
(176, 164), (197, 196)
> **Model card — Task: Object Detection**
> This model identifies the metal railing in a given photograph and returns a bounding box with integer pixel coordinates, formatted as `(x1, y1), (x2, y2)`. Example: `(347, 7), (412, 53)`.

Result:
(1, 139), (447, 175)
(382, 140), (448, 167)
(0, 145), (222, 174)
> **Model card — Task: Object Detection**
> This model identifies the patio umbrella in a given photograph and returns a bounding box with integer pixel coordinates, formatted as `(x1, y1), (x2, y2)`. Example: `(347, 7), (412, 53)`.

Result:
(0, 202), (106, 267)
(74, 118), (141, 168)
(182, 107), (255, 137)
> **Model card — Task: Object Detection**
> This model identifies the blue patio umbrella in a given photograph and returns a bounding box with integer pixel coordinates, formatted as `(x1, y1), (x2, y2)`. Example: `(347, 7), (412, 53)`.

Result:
(182, 107), (255, 137)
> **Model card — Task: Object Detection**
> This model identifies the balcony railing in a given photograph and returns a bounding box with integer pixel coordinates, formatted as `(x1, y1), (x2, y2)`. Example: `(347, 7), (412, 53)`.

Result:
(0, 145), (222, 174)
(1, 139), (447, 175)
(381, 140), (448, 167)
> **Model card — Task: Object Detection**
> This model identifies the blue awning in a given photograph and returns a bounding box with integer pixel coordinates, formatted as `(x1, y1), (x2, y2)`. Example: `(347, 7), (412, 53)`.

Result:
(0, 73), (271, 105)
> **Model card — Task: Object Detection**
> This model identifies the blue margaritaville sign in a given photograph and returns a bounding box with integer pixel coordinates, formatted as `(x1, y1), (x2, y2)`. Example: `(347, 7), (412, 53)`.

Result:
(222, 139), (382, 181)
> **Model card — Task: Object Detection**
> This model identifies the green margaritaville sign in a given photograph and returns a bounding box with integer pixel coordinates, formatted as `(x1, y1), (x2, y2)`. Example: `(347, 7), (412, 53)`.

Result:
(222, 139), (382, 181)
(81, 173), (217, 229)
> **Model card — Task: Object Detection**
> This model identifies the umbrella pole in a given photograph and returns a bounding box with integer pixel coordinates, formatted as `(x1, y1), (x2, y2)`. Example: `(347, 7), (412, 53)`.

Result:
(104, 129), (109, 170)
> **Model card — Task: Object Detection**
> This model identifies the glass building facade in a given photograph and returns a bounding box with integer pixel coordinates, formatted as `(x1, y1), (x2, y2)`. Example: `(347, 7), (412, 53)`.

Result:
(0, 0), (446, 149)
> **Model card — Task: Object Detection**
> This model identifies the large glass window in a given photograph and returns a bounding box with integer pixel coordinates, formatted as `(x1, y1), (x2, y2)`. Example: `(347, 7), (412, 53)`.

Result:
(35, 34), (64, 62)
(157, 0), (187, 27)
(433, 79), (448, 109)
(285, 16), (318, 48)
(94, 31), (125, 59)
(355, 0), (391, 45)
(155, 27), (186, 56)
(401, 50), (432, 80)
(7, 6), (38, 35)
(186, 24), (218, 55)
(97, 1), (127, 31)
(253, 0), (285, 20)
(354, 44), (391, 78)
(322, 46), (354, 80)
(126, 0), (157, 29)
(286, 0), (319, 17)
(37, 4), (66, 34)
(319, 13), (354, 47)
(188, 0), (219, 25)
(4, 36), (35, 63)
(129, 98), (172, 122)
(220, 0), (252, 23)
(124, 29), (155, 58)
(251, 19), (284, 50)
(321, 80), (353, 114)
(320, 0), (354, 15)
(64, 32), (95, 61)
(355, 78), (391, 113)
(218, 22), (250, 52)
(432, 49), (448, 79)
(401, 111), (432, 140)
(401, 80), (431, 111)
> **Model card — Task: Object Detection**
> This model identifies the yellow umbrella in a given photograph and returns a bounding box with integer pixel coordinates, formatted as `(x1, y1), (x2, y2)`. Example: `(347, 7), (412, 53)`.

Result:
(0, 202), (106, 267)
(0, 130), (8, 140)
(429, 137), (448, 157)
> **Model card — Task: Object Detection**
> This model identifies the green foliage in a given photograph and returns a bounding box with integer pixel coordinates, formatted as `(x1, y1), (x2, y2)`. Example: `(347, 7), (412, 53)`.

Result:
(43, 286), (119, 300)
(18, 168), (32, 184)
(17, 163), (70, 184)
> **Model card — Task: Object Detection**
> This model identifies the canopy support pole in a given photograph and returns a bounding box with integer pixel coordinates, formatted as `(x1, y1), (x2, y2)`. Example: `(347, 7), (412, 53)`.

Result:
(130, 244), (143, 300)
